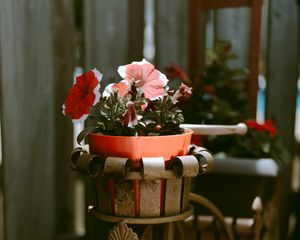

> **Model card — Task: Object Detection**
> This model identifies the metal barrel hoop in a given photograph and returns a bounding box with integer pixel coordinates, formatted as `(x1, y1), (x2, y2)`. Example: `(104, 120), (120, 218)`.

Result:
(141, 157), (165, 180)
(169, 155), (199, 178)
(189, 144), (214, 174)
(70, 148), (104, 177)
(104, 157), (130, 178)
(70, 147), (87, 170)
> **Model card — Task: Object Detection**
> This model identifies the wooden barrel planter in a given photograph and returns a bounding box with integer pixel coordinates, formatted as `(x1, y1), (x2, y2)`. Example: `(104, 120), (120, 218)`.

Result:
(70, 142), (214, 218)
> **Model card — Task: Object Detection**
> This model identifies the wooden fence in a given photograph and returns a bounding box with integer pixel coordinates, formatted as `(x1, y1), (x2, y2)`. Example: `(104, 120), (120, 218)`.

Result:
(0, 0), (299, 239)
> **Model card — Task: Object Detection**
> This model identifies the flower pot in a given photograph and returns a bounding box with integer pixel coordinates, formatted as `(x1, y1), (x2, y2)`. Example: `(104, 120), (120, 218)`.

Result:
(88, 129), (193, 164)
(88, 129), (194, 217)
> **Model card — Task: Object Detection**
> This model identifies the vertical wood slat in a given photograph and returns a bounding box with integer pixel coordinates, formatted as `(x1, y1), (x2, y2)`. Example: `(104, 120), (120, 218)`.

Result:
(188, 0), (205, 75)
(165, 178), (182, 216)
(0, 0), (55, 239)
(84, 0), (144, 87)
(266, 1), (299, 234)
(140, 180), (161, 217)
(155, 0), (189, 70)
(265, 1), (299, 235)
(52, 0), (76, 237)
(266, 0), (299, 155)
(0, 51), (4, 240)
(214, 8), (251, 70)
(84, 0), (129, 84)
(128, 0), (144, 62)
(114, 179), (135, 217)
(181, 178), (192, 212)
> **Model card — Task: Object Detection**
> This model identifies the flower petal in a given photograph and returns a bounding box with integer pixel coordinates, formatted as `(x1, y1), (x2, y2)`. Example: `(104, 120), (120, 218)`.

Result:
(117, 59), (168, 100)
(62, 69), (102, 122)
(122, 101), (138, 128)
(103, 80), (129, 97)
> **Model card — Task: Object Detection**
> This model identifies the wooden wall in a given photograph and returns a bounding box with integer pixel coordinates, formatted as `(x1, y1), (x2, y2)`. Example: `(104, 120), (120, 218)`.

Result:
(266, 0), (299, 155)
(0, 0), (55, 239)
(0, 0), (75, 239)
(52, 0), (77, 238)
(84, 0), (144, 87)
(155, 0), (188, 69)
(0, 0), (299, 239)
(265, 0), (299, 238)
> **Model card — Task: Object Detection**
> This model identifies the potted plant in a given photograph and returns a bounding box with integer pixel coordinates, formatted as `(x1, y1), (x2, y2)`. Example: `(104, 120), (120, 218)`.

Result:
(62, 59), (197, 217)
(63, 59), (193, 164)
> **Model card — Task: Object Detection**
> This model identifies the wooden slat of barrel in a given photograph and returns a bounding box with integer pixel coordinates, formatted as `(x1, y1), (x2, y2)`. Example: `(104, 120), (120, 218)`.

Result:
(165, 178), (183, 216)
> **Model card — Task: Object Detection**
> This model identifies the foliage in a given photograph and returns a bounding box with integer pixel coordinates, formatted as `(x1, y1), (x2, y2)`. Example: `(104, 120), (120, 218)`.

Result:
(85, 88), (185, 138)
(184, 40), (250, 125)
(63, 59), (191, 144)
(164, 40), (289, 165)
(231, 120), (289, 165)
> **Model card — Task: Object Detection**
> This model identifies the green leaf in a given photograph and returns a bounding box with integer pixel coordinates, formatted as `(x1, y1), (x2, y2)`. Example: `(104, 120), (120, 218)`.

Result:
(76, 126), (98, 145)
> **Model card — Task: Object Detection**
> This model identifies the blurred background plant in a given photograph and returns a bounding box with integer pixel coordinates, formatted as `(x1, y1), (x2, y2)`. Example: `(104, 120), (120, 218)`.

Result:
(224, 119), (289, 165)
(164, 40), (289, 165)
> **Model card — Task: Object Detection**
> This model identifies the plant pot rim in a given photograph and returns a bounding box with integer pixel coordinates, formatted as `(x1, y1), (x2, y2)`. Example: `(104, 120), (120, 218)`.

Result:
(88, 128), (193, 139)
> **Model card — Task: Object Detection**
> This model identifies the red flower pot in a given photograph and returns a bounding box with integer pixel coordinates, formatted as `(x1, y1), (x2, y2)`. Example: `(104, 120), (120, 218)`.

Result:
(88, 129), (193, 217)
(88, 129), (193, 163)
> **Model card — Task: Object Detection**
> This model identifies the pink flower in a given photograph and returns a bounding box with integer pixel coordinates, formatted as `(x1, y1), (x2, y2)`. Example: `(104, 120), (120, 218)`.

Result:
(103, 80), (130, 97)
(117, 59), (168, 100)
(62, 69), (102, 122)
(172, 83), (192, 102)
(122, 101), (138, 128)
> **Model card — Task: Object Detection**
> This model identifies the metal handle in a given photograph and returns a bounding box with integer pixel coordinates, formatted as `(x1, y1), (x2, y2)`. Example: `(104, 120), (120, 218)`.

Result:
(180, 123), (247, 135)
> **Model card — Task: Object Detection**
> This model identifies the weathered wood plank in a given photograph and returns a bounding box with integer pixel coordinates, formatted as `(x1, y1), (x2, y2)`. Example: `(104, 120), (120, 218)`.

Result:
(140, 180), (161, 217)
(155, 0), (188, 70)
(0, 53), (4, 240)
(0, 163), (3, 240)
(181, 178), (192, 212)
(84, 0), (144, 87)
(84, 0), (129, 83)
(165, 178), (182, 216)
(128, 0), (144, 62)
(52, 0), (76, 237)
(263, 1), (299, 239)
(215, 8), (251, 69)
(266, 0), (299, 155)
(0, 0), (56, 239)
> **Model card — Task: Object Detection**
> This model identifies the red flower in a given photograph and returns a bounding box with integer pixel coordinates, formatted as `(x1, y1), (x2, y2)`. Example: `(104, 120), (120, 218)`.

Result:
(62, 69), (102, 122)
(245, 119), (277, 137)
(164, 63), (189, 82)
(245, 120), (259, 129)
(263, 120), (277, 137)
(203, 84), (215, 94)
